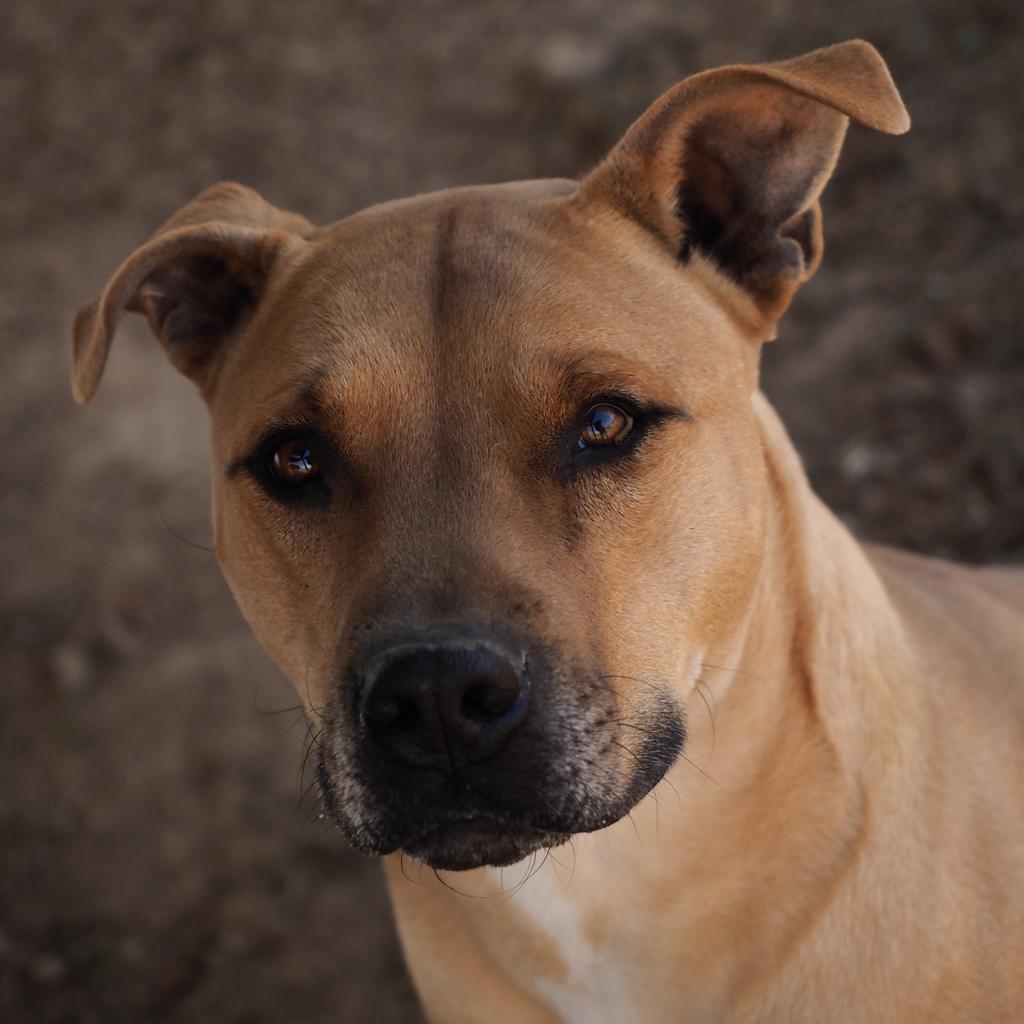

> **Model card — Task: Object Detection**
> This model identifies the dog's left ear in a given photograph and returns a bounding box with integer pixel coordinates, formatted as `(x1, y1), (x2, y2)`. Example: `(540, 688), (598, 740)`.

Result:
(580, 39), (909, 327)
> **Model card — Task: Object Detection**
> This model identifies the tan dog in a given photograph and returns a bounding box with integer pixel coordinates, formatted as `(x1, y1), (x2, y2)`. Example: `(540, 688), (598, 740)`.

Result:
(71, 40), (1024, 1023)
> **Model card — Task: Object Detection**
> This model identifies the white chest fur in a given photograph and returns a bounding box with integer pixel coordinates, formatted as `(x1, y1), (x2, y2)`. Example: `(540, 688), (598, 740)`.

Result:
(496, 856), (637, 1024)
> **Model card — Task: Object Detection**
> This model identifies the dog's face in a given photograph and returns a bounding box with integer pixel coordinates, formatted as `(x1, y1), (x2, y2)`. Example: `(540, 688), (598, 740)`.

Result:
(207, 181), (767, 867)
(71, 41), (907, 869)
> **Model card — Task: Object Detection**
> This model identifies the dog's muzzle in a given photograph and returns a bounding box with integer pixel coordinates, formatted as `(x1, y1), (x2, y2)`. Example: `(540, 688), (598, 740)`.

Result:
(316, 628), (685, 871)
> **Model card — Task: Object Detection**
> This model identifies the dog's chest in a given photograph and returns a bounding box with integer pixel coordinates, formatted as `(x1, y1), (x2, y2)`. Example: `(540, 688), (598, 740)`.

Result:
(500, 863), (637, 1024)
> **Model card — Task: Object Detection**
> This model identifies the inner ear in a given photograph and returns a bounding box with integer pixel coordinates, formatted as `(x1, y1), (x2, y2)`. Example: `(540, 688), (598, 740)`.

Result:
(675, 91), (842, 307)
(133, 247), (265, 380)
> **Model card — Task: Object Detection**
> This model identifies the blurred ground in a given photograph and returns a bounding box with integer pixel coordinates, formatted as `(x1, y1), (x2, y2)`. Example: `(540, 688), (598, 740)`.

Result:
(1, 1), (1021, 1021)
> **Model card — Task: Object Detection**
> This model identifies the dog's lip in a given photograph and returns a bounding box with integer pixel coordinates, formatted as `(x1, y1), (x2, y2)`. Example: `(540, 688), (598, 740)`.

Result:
(399, 813), (567, 869)
(421, 807), (572, 834)
(415, 812), (542, 841)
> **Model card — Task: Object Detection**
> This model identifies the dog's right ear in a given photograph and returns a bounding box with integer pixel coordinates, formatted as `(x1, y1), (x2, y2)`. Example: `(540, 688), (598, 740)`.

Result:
(71, 183), (314, 404)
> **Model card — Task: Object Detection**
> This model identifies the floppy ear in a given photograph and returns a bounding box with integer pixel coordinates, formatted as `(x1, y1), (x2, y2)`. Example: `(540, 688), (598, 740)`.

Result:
(71, 183), (314, 404)
(580, 39), (909, 326)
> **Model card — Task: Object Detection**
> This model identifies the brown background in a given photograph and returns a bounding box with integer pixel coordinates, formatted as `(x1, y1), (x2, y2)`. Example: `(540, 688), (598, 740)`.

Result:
(2, 1), (1022, 1021)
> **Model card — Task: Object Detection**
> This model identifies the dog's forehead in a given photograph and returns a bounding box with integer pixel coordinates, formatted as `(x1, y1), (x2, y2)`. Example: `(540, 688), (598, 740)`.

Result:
(291, 178), (620, 367)
(214, 179), (743, 442)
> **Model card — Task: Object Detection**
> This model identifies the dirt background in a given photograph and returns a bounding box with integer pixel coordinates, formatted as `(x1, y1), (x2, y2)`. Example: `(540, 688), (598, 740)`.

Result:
(2, 1), (1021, 1021)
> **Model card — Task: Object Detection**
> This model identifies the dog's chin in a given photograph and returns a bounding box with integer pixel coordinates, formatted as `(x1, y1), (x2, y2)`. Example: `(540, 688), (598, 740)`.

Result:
(400, 818), (569, 871)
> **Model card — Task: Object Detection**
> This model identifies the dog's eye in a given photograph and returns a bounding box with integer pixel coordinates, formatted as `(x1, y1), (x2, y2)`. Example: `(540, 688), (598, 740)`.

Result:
(269, 437), (320, 485)
(577, 404), (634, 450)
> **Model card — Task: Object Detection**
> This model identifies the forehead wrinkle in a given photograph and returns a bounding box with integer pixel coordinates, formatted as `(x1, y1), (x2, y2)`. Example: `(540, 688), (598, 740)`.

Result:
(430, 209), (527, 408)
(429, 206), (461, 331)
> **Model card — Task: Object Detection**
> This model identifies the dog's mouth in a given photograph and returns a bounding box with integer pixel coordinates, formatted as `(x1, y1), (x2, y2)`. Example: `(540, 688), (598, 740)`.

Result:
(315, 752), (570, 869)
(399, 814), (569, 871)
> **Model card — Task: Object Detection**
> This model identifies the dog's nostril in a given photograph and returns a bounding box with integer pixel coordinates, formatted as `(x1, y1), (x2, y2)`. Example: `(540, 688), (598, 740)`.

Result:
(460, 681), (488, 721)
(369, 694), (401, 725)
(462, 680), (500, 720)
(368, 694), (420, 731)
(461, 675), (521, 721)
(361, 644), (530, 767)
(364, 681), (423, 733)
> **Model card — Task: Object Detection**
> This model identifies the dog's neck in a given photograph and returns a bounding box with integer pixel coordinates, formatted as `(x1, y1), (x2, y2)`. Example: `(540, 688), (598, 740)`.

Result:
(745, 391), (915, 772)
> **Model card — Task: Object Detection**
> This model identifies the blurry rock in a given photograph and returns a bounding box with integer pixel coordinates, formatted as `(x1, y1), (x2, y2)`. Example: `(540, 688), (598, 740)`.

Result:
(50, 640), (96, 695)
(841, 443), (877, 481)
(118, 935), (146, 966)
(534, 35), (610, 82)
(28, 950), (68, 986)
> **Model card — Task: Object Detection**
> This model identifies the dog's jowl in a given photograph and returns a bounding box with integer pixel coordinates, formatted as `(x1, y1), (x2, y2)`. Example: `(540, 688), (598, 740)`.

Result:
(71, 40), (1024, 1024)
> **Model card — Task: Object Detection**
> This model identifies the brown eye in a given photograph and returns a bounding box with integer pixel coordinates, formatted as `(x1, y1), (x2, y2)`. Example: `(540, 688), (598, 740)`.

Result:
(578, 404), (634, 449)
(269, 437), (320, 485)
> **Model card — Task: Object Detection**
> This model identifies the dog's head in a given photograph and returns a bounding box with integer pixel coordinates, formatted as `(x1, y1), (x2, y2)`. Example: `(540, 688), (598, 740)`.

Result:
(71, 41), (907, 870)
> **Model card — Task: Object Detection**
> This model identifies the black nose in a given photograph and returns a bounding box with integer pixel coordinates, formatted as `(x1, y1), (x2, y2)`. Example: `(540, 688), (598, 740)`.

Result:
(361, 645), (530, 769)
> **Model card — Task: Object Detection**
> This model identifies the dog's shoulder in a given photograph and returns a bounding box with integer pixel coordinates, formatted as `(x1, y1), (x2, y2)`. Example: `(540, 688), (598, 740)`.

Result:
(868, 544), (1024, 620)
(980, 563), (1024, 607)
(867, 544), (1024, 710)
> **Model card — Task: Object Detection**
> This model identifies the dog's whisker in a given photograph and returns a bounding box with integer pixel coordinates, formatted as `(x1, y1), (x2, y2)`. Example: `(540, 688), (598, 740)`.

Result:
(525, 848), (551, 889)
(430, 868), (495, 901)
(655, 773), (682, 805)
(692, 680), (717, 764)
(607, 719), (703, 790)
(157, 506), (216, 553)
(608, 717), (677, 753)
(500, 848), (552, 903)
(678, 751), (729, 793)
(295, 772), (326, 821)
(607, 737), (647, 777)
(513, 851), (540, 897)
(604, 721), (684, 798)
(399, 854), (436, 888)
(399, 853), (415, 886)
(626, 810), (642, 842)
(600, 673), (719, 765)
(697, 661), (765, 685)
(287, 711), (314, 734)
(301, 666), (325, 725)
(596, 672), (668, 694)
(252, 689), (305, 717)
(298, 723), (327, 797)
(547, 843), (573, 874)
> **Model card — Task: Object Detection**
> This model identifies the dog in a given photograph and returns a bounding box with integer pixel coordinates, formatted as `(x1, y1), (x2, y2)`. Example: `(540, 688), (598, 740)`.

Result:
(70, 39), (1024, 1023)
